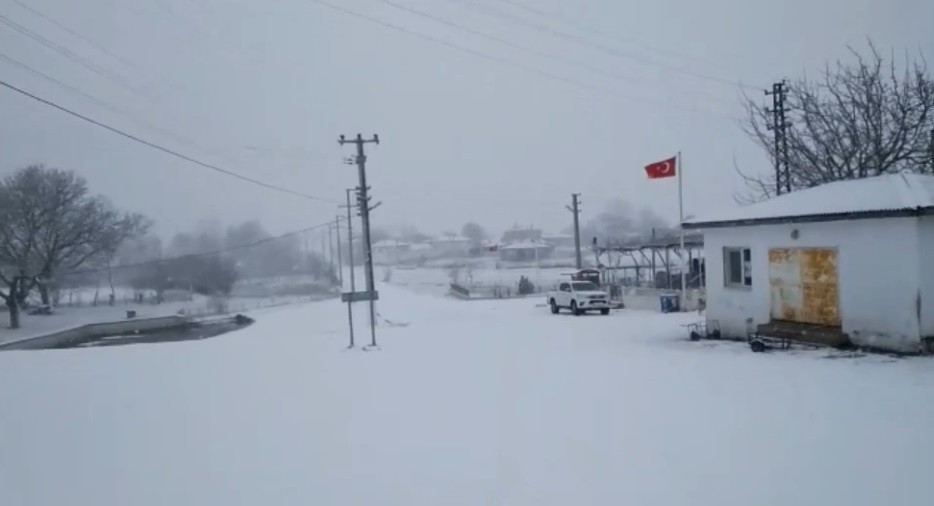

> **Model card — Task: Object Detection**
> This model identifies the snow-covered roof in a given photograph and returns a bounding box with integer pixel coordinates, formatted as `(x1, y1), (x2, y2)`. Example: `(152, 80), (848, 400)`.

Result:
(431, 236), (470, 243)
(372, 239), (410, 248)
(500, 241), (554, 250)
(684, 173), (934, 228)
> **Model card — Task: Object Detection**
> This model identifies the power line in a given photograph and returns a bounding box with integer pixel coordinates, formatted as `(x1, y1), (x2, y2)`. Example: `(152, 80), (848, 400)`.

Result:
(0, 79), (337, 203)
(373, 0), (735, 109)
(307, 0), (734, 120)
(63, 220), (337, 276)
(0, 52), (120, 113)
(0, 51), (271, 173)
(8, 0), (190, 98)
(10, 0), (142, 72)
(0, 13), (151, 100)
(449, 0), (757, 91)
(490, 0), (743, 72)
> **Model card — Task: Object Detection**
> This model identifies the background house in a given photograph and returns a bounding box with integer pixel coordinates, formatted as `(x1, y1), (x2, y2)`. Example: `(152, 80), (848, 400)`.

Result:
(542, 233), (575, 248)
(430, 236), (471, 258)
(371, 239), (411, 265)
(499, 241), (554, 263)
(501, 227), (542, 244)
(684, 173), (934, 353)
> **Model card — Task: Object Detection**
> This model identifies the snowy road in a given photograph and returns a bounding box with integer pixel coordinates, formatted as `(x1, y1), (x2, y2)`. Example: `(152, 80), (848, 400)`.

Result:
(2, 285), (934, 505)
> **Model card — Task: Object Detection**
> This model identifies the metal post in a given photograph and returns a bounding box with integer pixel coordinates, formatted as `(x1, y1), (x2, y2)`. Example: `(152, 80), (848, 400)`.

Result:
(335, 217), (343, 287)
(327, 223), (335, 274)
(566, 193), (582, 269)
(344, 189), (356, 348)
(665, 246), (672, 289)
(678, 151), (686, 296)
(346, 189), (356, 293)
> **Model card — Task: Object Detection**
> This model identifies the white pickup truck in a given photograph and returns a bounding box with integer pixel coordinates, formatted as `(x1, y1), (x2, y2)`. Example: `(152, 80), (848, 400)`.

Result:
(547, 280), (611, 316)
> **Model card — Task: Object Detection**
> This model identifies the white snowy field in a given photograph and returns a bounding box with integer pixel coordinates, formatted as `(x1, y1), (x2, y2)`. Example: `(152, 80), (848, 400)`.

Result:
(2, 285), (934, 505)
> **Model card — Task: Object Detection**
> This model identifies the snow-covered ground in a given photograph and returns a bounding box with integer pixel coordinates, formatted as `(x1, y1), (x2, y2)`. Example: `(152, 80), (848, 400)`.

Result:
(2, 284), (933, 505)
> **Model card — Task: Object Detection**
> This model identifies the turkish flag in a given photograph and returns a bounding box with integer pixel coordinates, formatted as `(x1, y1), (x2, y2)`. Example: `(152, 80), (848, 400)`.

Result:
(645, 156), (677, 179)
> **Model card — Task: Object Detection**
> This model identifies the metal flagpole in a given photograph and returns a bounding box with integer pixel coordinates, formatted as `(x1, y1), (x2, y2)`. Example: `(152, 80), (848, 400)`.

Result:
(678, 151), (687, 303)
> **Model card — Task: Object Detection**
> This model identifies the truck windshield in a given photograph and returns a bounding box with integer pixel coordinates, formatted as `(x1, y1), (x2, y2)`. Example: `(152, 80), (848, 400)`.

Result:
(571, 282), (599, 291)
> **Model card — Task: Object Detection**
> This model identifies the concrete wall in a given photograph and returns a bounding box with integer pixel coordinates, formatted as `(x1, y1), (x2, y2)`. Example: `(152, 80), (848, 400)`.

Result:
(917, 216), (934, 343)
(0, 316), (189, 351)
(702, 217), (922, 352)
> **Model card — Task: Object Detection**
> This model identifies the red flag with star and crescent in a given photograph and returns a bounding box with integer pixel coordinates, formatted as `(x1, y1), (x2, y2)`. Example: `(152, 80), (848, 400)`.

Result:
(644, 156), (677, 179)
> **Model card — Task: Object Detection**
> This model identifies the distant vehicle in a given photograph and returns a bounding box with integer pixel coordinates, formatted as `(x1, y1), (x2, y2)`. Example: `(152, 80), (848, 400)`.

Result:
(570, 268), (601, 286)
(548, 280), (611, 316)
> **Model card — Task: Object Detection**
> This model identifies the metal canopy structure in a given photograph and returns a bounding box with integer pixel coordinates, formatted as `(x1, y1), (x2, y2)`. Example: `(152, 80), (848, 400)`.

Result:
(594, 232), (705, 290)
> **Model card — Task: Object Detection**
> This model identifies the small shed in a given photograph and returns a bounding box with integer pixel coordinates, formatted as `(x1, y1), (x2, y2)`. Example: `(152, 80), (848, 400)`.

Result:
(683, 173), (934, 353)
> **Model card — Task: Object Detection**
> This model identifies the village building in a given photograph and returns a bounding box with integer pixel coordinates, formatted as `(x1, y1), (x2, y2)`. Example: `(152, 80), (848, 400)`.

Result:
(541, 233), (575, 249)
(371, 239), (411, 265)
(500, 226), (542, 244)
(683, 173), (934, 353)
(430, 236), (472, 258)
(498, 241), (554, 263)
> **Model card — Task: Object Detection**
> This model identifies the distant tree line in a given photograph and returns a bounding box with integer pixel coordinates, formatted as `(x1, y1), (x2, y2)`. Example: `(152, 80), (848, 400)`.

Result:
(118, 220), (338, 303)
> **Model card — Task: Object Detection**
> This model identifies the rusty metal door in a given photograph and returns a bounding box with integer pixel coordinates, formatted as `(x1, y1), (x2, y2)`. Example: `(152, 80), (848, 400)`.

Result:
(768, 248), (840, 326)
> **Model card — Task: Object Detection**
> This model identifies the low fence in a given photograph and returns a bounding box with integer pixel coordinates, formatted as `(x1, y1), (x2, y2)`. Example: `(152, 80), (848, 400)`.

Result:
(449, 283), (541, 300)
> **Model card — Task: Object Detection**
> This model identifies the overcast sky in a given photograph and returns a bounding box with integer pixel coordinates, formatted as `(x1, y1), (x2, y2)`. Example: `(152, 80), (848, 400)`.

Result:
(1, 0), (931, 240)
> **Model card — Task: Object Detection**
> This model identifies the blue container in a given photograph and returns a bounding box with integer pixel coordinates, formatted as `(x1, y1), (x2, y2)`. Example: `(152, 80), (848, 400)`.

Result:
(660, 294), (681, 313)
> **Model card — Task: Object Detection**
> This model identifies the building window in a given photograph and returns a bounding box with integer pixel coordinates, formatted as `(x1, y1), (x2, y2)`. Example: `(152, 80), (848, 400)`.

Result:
(724, 247), (752, 288)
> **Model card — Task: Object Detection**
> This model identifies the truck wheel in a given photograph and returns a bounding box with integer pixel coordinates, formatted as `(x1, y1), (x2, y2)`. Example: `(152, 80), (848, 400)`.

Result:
(570, 301), (581, 316)
(600, 308), (610, 315)
(550, 299), (559, 314)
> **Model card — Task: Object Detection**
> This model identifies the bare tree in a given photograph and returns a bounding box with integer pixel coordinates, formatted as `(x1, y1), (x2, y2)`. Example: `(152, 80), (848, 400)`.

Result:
(0, 208), (31, 325)
(740, 42), (934, 201)
(0, 165), (148, 326)
(461, 222), (487, 243)
(224, 221), (301, 278)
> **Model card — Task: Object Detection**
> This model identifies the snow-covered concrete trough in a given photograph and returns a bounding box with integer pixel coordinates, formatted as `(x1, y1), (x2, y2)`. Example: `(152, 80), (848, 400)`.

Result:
(684, 173), (934, 353)
(0, 313), (254, 350)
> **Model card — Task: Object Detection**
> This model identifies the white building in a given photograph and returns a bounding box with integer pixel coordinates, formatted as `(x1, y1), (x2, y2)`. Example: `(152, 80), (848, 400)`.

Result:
(371, 239), (411, 265)
(683, 173), (934, 353)
(430, 236), (472, 257)
(498, 240), (554, 263)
